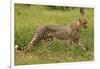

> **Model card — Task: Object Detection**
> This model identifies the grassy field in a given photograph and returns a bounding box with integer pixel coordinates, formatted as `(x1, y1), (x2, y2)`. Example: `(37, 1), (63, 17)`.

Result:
(14, 4), (94, 65)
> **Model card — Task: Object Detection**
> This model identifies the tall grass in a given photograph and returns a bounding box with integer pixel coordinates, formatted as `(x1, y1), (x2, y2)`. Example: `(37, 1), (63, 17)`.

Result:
(14, 4), (94, 65)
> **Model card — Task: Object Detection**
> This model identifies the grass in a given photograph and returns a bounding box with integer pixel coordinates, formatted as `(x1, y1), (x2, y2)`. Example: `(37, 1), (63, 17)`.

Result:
(14, 4), (94, 65)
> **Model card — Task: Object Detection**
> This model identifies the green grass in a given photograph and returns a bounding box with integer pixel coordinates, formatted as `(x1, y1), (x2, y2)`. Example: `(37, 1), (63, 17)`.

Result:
(14, 4), (94, 65)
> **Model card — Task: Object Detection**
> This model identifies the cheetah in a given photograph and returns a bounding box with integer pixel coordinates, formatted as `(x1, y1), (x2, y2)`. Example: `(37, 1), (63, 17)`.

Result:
(15, 17), (88, 53)
(15, 8), (88, 53)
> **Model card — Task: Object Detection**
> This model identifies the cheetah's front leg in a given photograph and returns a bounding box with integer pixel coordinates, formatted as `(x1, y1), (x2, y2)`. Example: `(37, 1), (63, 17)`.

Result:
(74, 39), (87, 52)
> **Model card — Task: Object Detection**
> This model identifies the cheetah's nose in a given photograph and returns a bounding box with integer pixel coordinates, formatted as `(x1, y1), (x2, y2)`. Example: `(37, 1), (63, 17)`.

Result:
(86, 25), (88, 27)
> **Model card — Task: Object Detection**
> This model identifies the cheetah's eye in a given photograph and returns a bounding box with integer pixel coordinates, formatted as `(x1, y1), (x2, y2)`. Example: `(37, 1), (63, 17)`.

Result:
(83, 22), (86, 24)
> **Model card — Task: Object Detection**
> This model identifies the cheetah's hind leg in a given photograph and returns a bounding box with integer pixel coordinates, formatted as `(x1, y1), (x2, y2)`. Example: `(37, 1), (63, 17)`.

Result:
(44, 37), (53, 50)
